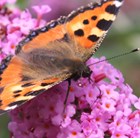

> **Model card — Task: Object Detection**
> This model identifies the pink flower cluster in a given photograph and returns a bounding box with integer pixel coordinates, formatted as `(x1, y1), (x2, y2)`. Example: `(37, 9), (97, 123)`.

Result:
(1, 0), (140, 138)
(8, 57), (140, 138)
(0, 0), (51, 62)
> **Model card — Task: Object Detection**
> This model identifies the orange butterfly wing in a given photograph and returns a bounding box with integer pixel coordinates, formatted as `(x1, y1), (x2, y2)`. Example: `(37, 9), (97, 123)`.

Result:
(16, 17), (67, 54)
(0, 52), (69, 112)
(0, 17), (72, 113)
(66, 0), (123, 60)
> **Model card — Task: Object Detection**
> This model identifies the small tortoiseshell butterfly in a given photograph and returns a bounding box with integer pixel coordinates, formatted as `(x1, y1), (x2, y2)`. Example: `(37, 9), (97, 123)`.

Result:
(0, 0), (124, 114)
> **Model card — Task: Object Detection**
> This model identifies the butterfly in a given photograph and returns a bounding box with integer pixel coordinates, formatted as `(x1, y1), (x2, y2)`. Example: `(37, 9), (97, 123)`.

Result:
(0, 0), (124, 114)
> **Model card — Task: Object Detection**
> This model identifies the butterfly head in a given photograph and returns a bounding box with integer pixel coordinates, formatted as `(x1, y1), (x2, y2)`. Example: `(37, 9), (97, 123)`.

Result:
(72, 65), (92, 81)
(64, 58), (92, 81)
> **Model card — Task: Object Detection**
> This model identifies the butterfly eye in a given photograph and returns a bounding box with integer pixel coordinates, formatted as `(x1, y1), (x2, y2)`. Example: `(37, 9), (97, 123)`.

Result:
(82, 67), (92, 78)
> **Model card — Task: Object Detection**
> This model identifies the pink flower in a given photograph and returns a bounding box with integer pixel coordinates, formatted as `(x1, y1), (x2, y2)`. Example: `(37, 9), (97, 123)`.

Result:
(100, 84), (120, 100)
(134, 98), (140, 109)
(101, 97), (116, 112)
(32, 5), (51, 27)
(32, 5), (51, 15)
(0, 0), (16, 6)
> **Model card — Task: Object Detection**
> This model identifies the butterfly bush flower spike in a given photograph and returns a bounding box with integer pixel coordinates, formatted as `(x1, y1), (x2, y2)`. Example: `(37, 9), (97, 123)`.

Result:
(8, 58), (140, 138)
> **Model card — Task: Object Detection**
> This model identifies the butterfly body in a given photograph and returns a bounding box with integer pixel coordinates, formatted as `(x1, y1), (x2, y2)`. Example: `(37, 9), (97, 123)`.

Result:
(0, 0), (124, 114)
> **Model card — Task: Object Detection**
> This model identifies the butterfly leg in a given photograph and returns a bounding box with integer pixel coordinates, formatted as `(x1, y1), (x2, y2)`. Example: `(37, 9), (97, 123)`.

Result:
(63, 79), (71, 112)
(93, 85), (103, 104)
(88, 76), (94, 84)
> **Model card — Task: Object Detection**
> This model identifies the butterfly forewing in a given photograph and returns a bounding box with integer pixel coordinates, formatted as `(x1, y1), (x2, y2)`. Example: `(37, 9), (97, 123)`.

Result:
(66, 0), (124, 61)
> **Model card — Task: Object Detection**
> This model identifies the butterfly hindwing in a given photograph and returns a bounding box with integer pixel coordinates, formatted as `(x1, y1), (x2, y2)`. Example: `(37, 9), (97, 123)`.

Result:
(0, 39), (80, 113)
(0, 78), (64, 112)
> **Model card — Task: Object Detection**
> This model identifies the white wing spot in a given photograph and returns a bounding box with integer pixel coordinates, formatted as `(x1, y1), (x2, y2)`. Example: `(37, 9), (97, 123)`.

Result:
(5, 105), (17, 110)
(114, 1), (123, 8)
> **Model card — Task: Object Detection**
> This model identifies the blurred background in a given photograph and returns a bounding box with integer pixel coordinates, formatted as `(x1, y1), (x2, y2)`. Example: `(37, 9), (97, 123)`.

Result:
(0, 0), (140, 137)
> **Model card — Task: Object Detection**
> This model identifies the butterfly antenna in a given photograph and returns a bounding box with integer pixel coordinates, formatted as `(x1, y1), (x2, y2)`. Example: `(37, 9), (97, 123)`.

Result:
(88, 48), (140, 67)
